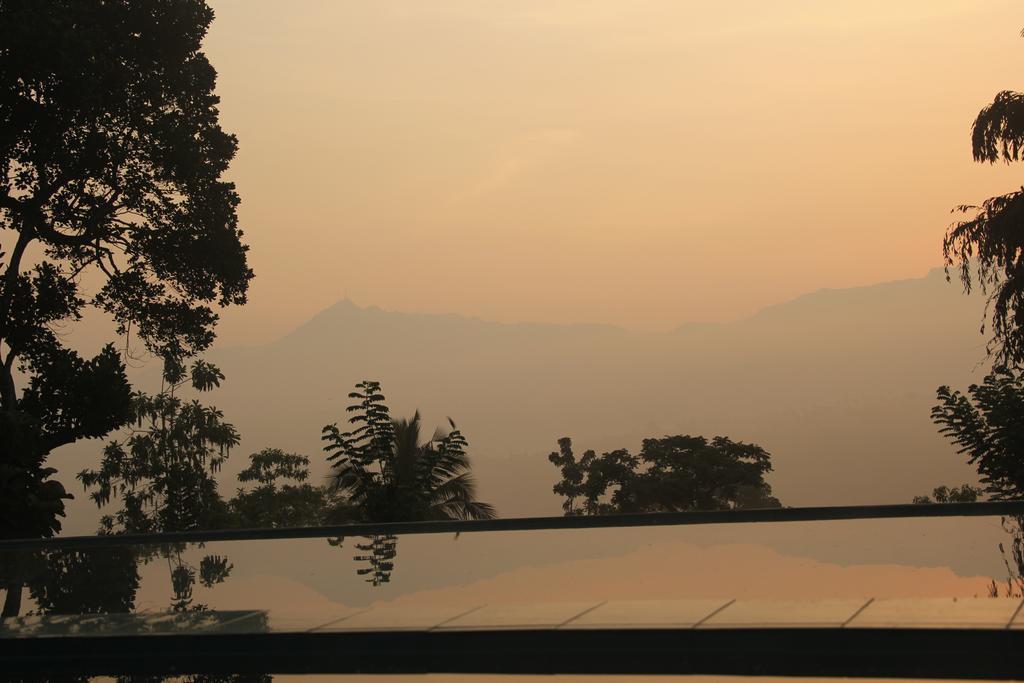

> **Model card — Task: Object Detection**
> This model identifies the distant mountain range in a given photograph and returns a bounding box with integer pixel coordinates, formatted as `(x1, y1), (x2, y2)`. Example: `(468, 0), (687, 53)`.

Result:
(56, 267), (991, 531)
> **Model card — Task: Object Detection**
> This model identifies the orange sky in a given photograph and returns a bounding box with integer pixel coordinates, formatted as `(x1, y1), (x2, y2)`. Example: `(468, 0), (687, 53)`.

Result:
(202, 0), (1023, 345)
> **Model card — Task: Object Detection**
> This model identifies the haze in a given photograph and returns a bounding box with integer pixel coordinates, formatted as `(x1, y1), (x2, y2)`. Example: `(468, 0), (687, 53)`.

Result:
(202, 0), (1024, 345)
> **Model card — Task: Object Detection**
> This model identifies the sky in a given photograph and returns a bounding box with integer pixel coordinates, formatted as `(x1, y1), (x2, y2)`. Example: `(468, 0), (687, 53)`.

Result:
(200, 0), (1024, 345)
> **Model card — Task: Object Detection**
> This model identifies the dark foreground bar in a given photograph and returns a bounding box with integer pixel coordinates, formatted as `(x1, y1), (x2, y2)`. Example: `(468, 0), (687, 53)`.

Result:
(4, 627), (1024, 679)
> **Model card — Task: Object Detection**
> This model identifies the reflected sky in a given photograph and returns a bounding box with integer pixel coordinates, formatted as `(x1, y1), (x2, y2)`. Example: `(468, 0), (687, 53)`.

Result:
(2, 515), (1018, 621)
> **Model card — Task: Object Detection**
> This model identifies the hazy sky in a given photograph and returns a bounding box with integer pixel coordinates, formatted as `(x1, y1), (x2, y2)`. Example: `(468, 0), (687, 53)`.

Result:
(203, 0), (1023, 345)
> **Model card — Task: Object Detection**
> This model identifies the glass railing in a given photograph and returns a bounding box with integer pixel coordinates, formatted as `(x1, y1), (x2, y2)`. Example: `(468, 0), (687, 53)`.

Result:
(3, 504), (1024, 679)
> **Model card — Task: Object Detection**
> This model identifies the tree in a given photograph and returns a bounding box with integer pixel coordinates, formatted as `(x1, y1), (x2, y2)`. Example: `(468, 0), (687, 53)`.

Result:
(943, 71), (1024, 365)
(549, 434), (781, 516)
(931, 369), (1024, 596)
(229, 448), (331, 528)
(78, 357), (238, 617)
(912, 484), (984, 505)
(26, 547), (140, 617)
(0, 0), (252, 544)
(322, 381), (497, 524)
(932, 367), (1024, 500)
(79, 358), (238, 534)
(322, 381), (496, 585)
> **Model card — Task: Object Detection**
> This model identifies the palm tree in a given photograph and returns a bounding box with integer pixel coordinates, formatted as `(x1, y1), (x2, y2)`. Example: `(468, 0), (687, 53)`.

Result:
(323, 381), (496, 523)
(322, 381), (496, 585)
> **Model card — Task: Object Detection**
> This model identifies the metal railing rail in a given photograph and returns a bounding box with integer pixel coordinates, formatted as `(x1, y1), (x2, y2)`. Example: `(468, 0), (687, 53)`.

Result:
(2, 500), (1023, 551)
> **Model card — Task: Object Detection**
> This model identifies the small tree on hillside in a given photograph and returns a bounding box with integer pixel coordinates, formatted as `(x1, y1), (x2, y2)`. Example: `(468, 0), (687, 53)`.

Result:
(912, 484), (984, 505)
(229, 448), (331, 528)
(549, 434), (781, 516)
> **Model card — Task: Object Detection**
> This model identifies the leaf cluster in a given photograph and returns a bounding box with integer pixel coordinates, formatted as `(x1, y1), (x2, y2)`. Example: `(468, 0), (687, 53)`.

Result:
(78, 359), (238, 534)
(322, 381), (496, 523)
(945, 90), (1024, 366)
(932, 367), (1024, 500)
(0, 0), (251, 359)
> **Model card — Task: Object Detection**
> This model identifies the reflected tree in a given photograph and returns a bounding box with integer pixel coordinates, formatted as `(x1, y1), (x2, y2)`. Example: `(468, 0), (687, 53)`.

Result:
(322, 381), (497, 584)
(549, 434), (782, 515)
(26, 547), (140, 616)
(79, 357), (237, 611)
(352, 535), (398, 587)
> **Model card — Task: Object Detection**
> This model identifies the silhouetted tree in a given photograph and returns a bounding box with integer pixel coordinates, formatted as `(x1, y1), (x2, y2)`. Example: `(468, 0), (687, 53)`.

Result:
(912, 484), (984, 505)
(229, 448), (332, 528)
(79, 357), (237, 613)
(323, 381), (497, 523)
(932, 367), (1024, 500)
(322, 381), (496, 584)
(0, 0), (251, 619)
(943, 50), (1024, 365)
(931, 369), (1024, 596)
(549, 434), (781, 515)
(26, 547), (140, 616)
(79, 358), (237, 534)
(352, 535), (398, 587)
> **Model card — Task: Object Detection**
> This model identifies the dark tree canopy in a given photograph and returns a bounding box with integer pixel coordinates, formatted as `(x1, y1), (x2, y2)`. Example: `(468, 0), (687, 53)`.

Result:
(549, 434), (781, 516)
(932, 367), (1024, 501)
(323, 381), (497, 524)
(0, 0), (251, 539)
(229, 448), (331, 529)
(912, 484), (984, 505)
(79, 358), (239, 535)
(26, 547), (140, 616)
(945, 86), (1024, 366)
(322, 381), (497, 586)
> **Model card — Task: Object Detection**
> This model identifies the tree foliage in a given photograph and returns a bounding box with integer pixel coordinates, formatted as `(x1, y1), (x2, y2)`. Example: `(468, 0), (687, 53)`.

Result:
(79, 358), (238, 534)
(549, 434), (781, 515)
(944, 83), (1024, 365)
(323, 381), (497, 523)
(229, 448), (331, 529)
(322, 381), (496, 585)
(912, 484), (984, 505)
(932, 367), (1024, 501)
(77, 358), (239, 617)
(0, 0), (251, 540)
(931, 368), (1024, 596)
(26, 547), (140, 616)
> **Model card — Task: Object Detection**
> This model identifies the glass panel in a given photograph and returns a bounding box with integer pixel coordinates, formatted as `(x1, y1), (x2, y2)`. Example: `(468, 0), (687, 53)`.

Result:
(2, 515), (1021, 627)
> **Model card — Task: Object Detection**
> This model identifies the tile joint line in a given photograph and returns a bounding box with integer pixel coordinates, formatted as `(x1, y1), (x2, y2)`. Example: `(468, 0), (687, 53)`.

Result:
(558, 601), (607, 629)
(841, 597), (875, 628)
(307, 607), (372, 633)
(429, 604), (486, 631)
(1006, 597), (1024, 630)
(692, 598), (736, 629)
(200, 611), (264, 633)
